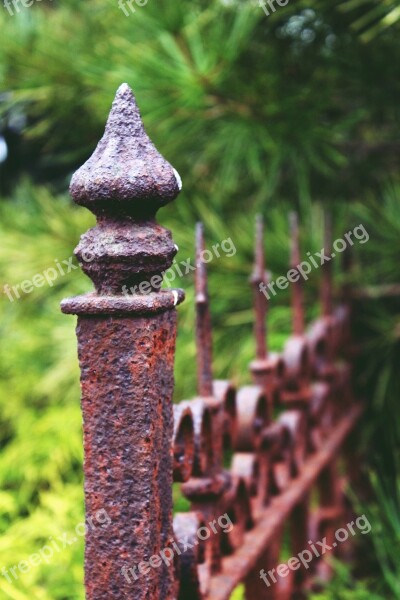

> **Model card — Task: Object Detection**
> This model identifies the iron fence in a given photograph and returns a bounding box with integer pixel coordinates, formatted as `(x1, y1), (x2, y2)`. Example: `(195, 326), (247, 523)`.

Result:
(62, 84), (363, 600)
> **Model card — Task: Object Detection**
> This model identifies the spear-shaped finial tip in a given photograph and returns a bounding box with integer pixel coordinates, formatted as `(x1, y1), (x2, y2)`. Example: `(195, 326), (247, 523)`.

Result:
(289, 211), (305, 335)
(251, 214), (268, 359)
(69, 83), (182, 216)
(289, 211), (298, 235)
(195, 222), (213, 397)
(289, 211), (301, 267)
(321, 211), (333, 316)
(195, 222), (208, 304)
(251, 214), (266, 284)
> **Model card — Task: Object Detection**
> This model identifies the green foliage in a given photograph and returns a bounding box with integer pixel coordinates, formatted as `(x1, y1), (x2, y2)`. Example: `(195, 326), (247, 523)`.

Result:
(339, 0), (400, 41)
(310, 560), (386, 599)
(346, 184), (400, 599)
(231, 585), (245, 599)
(1, 180), (399, 597)
(0, 1), (399, 598)
(1, 0), (400, 204)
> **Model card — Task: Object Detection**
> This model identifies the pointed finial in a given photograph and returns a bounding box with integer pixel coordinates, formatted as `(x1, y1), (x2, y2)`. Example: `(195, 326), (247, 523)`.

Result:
(251, 215), (268, 360)
(254, 214), (265, 282)
(195, 223), (214, 397)
(321, 212), (333, 317)
(289, 212), (305, 335)
(70, 83), (182, 217)
(61, 84), (185, 308)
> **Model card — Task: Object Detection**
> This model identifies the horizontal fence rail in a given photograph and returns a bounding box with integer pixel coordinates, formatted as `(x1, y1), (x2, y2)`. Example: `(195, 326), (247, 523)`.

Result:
(62, 84), (362, 600)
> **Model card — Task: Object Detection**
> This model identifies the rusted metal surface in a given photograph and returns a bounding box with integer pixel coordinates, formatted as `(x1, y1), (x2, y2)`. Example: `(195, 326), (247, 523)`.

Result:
(62, 84), (184, 600)
(69, 84), (180, 215)
(251, 214), (268, 361)
(234, 386), (269, 452)
(279, 214), (312, 425)
(289, 212), (305, 337)
(173, 405), (195, 483)
(249, 217), (284, 420)
(203, 405), (362, 600)
(321, 213), (333, 319)
(172, 215), (362, 599)
(195, 222), (214, 398)
(174, 512), (213, 598)
(178, 224), (237, 582)
(64, 88), (363, 600)
(213, 380), (238, 450)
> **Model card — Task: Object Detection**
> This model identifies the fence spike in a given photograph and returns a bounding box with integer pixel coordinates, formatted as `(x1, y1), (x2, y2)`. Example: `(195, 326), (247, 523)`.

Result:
(289, 212), (305, 335)
(251, 214), (268, 360)
(321, 212), (333, 317)
(61, 83), (183, 600)
(195, 222), (214, 397)
(341, 237), (354, 304)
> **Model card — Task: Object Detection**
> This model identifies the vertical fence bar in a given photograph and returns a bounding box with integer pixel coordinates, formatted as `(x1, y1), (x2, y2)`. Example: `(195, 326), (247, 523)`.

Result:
(245, 216), (282, 600)
(289, 212), (305, 337)
(61, 84), (184, 600)
(316, 463), (341, 581)
(290, 495), (311, 596)
(183, 222), (226, 577)
(286, 214), (311, 599)
(251, 214), (268, 361)
(195, 222), (214, 398)
(321, 213), (333, 318)
(249, 215), (283, 421)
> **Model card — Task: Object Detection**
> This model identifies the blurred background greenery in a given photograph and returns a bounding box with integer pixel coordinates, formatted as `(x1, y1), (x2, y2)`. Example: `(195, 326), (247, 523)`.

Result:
(0, 0), (399, 598)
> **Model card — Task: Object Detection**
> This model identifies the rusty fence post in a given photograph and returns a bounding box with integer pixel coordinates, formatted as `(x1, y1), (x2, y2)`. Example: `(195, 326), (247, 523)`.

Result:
(61, 84), (184, 600)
